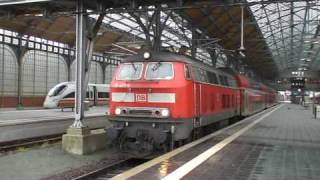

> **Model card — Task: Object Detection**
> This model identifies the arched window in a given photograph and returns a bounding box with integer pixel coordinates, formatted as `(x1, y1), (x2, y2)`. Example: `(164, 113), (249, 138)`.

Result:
(22, 50), (68, 96)
(0, 44), (18, 96)
(71, 60), (103, 84)
(104, 64), (117, 84)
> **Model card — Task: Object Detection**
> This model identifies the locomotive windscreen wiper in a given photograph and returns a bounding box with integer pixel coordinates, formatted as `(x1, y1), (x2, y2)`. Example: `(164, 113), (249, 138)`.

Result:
(130, 62), (137, 71)
(152, 61), (162, 71)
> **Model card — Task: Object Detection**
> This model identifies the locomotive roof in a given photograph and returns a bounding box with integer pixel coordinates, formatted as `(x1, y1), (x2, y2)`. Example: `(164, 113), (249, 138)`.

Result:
(125, 51), (204, 65)
(123, 52), (275, 91)
(124, 51), (234, 78)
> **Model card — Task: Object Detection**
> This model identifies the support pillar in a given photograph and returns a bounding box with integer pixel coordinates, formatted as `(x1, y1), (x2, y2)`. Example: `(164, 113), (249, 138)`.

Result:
(16, 36), (26, 110)
(63, 0), (107, 155)
(102, 61), (107, 84)
(191, 27), (198, 58)
(64, 55), (73, 82)
(153, 6), (161, 52)
(71, 0), (87, 128)
(208, 50), (217, 67)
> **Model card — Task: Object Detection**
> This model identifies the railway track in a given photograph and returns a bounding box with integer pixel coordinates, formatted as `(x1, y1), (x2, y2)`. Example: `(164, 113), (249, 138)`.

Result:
(72, 158), (148, 180)
(0, 127), (106, 153)
(0, 134), (62, 153)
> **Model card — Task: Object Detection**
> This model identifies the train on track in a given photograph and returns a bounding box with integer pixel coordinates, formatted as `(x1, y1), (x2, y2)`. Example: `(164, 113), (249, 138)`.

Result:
(43, 82), (110, 108)
(107, 52), (278, 152)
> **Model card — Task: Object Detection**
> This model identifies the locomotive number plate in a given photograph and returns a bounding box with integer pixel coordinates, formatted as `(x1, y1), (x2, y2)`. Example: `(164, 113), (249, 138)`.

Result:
(135, 94), (147, 102)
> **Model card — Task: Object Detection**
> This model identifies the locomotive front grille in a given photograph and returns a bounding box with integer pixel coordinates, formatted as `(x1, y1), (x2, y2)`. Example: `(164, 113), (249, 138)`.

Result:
(129, 109), (153, 116)
(116, 107), (169, 118)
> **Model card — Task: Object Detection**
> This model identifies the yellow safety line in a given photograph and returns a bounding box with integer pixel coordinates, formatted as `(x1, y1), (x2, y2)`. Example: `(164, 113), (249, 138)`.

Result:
(162, 104), (283, 180)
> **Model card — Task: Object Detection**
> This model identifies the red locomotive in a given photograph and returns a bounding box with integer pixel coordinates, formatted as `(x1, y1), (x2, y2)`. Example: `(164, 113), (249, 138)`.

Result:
(107, 52), (277, 152)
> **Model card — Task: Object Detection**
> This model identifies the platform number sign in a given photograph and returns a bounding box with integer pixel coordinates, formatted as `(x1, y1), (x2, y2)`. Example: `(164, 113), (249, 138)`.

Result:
(135, 94), (147, 102)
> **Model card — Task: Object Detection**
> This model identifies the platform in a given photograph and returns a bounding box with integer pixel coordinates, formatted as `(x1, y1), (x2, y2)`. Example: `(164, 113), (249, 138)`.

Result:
(0, 106), (110, 143)
(115, 103), (320, 180)
(0, 106), (109, 125)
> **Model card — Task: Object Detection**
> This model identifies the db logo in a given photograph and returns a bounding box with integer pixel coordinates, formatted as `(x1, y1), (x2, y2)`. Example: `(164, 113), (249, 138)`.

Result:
(135, 94), (147, 102)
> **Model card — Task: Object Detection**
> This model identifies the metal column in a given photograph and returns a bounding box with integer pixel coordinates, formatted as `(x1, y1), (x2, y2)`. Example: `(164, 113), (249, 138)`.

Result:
(191, 27), (197, 58)
(153, 6), (161, 52)
(17, 51), (23, 109)
(71, 0), (86, 128)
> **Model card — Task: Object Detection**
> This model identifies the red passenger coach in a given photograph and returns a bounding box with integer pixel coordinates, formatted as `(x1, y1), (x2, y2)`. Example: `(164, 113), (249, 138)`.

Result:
(235, 74), (266, 116)
(107, 52), (277, 152)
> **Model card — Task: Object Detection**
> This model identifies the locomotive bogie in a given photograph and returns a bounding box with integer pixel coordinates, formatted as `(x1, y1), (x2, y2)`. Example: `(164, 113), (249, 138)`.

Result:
(107, 117), (193, 150)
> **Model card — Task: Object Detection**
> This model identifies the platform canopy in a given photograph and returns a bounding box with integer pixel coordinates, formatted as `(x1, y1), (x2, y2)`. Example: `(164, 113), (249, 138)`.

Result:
(0, 0), (319, 80)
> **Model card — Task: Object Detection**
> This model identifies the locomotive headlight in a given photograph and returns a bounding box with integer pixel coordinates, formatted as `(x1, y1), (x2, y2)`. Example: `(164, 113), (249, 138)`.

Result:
(143, 52), (151, 59)
(161, 109), (169, 117)
(115, 108), (121, 115)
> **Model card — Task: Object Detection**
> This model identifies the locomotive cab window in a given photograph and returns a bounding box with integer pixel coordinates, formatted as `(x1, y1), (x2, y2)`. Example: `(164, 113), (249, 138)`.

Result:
(116, 63), (143, 80)
(48, 84), (66, 97)
(145, 62), (174, 80)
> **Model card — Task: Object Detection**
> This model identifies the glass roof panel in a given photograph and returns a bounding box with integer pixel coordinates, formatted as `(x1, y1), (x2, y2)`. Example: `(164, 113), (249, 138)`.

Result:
(249, 0), (320, 72)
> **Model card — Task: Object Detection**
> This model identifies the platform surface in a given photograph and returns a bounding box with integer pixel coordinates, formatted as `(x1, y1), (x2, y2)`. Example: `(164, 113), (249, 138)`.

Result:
(0, 106), (109, 123)
(117, 104), (320, 180)
(0, 106), (110, 142)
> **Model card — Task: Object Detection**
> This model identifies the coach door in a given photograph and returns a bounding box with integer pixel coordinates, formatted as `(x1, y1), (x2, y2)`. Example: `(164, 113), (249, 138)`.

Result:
(93, 85), (97, 106)
(194, 82), (201, 117)
(192, 67), (202, 119)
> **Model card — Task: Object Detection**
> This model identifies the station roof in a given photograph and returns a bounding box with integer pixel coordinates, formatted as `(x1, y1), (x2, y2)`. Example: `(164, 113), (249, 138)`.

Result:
(0, 0), (319, 81)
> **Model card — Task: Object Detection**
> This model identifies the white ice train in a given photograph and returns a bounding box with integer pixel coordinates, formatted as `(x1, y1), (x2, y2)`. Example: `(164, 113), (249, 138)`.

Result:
(43, 82), (110, 108)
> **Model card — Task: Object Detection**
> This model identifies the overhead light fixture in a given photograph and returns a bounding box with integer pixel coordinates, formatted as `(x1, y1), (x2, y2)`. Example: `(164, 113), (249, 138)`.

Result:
(300, 58), (311, 62)
(239, 51), (246, 58)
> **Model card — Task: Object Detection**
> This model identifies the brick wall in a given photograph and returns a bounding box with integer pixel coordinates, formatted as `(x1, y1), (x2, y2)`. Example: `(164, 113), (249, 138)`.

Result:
(0, 96), (17, 108)
(0, 96), (45, 108)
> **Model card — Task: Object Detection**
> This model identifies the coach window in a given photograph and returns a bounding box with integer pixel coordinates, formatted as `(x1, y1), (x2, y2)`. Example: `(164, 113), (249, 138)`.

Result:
(193, 68), (202, 82)
(207, 71), (218, 84)
(117, 63), (143, 80)
(224, 76), (229, 86)
(199, 69), (208, 83)
(98, 92), (109, 98)
(145, 62), (174, 80)
(64, 92), (75, 99)
(218, 75), (225, 86)
(86, 91), (93, 98)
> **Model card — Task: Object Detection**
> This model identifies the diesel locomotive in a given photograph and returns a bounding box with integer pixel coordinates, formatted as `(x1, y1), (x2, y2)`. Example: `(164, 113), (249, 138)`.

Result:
(106, 52), (277, 152)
